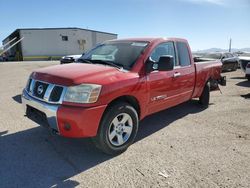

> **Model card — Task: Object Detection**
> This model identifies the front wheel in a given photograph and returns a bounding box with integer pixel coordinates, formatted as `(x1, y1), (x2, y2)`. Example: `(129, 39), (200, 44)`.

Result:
(93, 102), (139, 155)
(199, 82), (210, 108)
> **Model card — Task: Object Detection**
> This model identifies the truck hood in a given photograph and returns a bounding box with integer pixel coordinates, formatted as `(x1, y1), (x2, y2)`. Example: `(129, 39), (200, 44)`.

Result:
(32, 63), (134, 86)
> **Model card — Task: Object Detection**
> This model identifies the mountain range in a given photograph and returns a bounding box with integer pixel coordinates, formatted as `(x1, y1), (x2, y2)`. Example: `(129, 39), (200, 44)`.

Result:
(194, 48), (250, 53)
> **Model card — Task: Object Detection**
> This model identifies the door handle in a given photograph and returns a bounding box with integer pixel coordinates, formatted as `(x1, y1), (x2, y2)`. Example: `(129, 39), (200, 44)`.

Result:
(173, 72), (181, 78)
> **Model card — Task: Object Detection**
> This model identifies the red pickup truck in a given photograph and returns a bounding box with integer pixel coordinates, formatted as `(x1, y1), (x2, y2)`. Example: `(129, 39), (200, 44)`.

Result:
(22, 38), (226, 154)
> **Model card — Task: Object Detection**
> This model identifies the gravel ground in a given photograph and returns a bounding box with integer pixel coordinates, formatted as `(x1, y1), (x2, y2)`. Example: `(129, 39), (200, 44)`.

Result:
(0, 61), (249, 188)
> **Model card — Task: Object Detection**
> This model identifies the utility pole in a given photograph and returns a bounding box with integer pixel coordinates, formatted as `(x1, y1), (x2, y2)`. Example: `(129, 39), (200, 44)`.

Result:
(229, 38), (232, 52)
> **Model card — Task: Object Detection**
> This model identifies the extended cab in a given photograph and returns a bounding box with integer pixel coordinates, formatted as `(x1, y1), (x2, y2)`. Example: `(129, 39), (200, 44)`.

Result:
(22, 38), (226, 154)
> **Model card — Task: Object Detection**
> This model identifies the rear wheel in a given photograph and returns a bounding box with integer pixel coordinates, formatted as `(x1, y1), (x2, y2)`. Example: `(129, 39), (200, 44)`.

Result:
(232, 63), (238, 71)
(93, 102), (139, 155)
(199, 82), (210, 108)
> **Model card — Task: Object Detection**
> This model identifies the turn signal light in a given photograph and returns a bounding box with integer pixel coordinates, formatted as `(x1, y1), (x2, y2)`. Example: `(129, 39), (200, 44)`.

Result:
(64, 123), (71, 131)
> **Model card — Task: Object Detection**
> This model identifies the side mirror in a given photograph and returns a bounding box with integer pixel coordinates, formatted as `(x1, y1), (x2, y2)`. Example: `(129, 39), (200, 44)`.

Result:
(158, 55), (174, 71)
(145, 55), (174, 73)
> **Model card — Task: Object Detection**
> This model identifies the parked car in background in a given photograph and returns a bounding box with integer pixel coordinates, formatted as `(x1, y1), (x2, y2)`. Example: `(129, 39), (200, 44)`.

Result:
(60, 54), (83, 64)
(245, 63), (250, 81)
(239, 56), (250, 74)
(199, 52), (239, 72)
(0, 53), (8, 62)
(0, 54), (16, 62)
(6, 55), (15, 61)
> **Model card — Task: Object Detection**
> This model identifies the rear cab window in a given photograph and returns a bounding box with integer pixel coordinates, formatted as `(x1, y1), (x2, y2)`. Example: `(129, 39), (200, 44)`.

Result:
(176, 42), (191, 67)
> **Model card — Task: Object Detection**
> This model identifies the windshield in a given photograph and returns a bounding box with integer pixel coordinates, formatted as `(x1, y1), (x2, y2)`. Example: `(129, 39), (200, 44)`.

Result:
(202, 53), (222, 59)
(79, 41), (149, 70)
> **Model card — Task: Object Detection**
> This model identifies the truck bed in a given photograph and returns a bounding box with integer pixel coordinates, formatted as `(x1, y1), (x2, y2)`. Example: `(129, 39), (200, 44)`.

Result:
(192, 60), (222, 98)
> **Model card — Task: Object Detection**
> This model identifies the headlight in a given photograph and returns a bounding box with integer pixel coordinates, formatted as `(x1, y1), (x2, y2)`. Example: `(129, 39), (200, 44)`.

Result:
(25, 74), (32, 91)
(63, 84), (102, 103)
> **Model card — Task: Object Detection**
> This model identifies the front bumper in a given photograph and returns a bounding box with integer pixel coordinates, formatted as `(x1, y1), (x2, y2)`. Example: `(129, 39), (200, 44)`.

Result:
(22, 89), (59, 132)
(22, 89), (107, 138)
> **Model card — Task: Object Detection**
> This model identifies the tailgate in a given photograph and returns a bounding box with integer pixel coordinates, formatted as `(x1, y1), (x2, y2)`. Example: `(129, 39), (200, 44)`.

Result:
(192, 60), (224, 97)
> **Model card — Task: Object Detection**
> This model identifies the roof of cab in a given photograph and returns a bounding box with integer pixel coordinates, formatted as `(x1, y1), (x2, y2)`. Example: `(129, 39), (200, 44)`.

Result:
(108, 37), (188, 43)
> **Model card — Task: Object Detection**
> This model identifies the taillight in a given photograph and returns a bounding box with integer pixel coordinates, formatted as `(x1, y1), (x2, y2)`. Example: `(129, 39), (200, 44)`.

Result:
(247, 63), (250, 68)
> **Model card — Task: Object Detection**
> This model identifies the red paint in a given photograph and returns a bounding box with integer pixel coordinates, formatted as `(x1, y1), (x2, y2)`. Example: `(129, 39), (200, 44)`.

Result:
(32, 38), (223, 138)
(57, 105), (107, 137)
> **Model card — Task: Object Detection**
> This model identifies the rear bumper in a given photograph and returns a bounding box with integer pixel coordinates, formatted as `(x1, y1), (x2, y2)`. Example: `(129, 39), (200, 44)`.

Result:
(22, 89), (107, 138)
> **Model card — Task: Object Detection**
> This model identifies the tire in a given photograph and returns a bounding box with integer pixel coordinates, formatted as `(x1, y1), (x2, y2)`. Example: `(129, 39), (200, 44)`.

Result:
(93, 102), (139, 155)
(232, 63), (238, 71)
(199, 82), (210, 108)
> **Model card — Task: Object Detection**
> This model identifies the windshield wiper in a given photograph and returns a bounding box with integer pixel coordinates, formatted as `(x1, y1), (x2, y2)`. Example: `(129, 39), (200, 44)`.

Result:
(89, 59), (123, 69)
(77, 58), (93, 64)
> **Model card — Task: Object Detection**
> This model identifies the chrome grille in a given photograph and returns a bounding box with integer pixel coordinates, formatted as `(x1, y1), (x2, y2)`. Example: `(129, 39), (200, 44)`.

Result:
(50, 86), (64, 102)
(33, 81), (49, 99)
(26, 78), (66, 104)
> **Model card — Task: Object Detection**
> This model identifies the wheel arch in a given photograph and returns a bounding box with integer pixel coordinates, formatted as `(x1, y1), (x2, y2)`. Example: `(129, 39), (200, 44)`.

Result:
(103, 95), (141, 119)
(193, 75), (212, 98)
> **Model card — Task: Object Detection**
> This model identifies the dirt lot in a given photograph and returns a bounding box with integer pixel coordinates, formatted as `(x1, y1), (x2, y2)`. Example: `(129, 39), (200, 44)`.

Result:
(0, 61), (249, 188)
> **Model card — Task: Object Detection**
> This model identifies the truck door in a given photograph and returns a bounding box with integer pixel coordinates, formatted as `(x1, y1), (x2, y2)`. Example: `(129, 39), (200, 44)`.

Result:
(147, 41), (195, 114)
(173, 42), (195, 102)
(147, 42), (179, 114)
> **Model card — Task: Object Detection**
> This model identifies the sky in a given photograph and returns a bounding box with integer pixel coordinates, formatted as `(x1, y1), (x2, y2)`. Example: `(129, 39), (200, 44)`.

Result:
(0, 0), (249, 51)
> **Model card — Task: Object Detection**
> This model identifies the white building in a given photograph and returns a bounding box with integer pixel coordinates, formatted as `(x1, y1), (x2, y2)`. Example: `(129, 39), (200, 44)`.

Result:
(2, 27), (117, 61)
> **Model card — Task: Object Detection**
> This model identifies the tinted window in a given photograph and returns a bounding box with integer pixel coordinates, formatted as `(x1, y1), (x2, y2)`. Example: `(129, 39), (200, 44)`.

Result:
(62, 36), (68, 41)
(177, 42), (191, 66)
(224, 53), (229, 58)
(150, 42), (176, 65)
(226, 53), (233, 58)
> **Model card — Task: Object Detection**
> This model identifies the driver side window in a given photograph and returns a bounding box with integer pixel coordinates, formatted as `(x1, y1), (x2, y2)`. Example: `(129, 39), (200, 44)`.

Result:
(150, 42), (176, 65)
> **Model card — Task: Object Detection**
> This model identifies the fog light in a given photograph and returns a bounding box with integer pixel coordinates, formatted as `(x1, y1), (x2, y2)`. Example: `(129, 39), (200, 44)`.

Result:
(64, 123), (71, 131)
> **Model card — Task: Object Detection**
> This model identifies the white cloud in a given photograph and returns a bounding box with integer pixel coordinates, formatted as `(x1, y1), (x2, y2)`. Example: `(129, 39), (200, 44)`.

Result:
(182, 0), (250, 7)
(183, 0), (226, 6)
